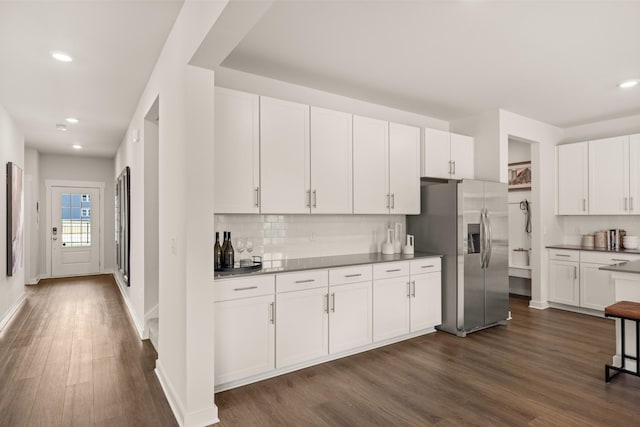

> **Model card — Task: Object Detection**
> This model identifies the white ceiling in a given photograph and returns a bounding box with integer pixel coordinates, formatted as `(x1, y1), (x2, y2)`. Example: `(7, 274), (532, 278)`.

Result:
(222, 1), (640, 128)
(0, 0), (183, 157)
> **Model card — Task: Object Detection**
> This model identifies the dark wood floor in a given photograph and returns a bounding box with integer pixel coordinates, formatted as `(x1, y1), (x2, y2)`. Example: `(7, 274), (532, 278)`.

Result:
(0, 275), (176, 427)
(216, 296), (640, 426)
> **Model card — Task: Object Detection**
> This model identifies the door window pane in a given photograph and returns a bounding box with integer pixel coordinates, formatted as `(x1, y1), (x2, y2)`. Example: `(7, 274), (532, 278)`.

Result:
(61, 192), (91, 247)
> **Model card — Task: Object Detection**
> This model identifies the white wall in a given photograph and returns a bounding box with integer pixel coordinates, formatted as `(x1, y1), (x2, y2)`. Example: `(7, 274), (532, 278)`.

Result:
(215, 214), (405, 260)
(215, 66), (449, 130)
(114, 2), (226, 425)
(0, 104), (26, 330)
(562, 113), (640, 143)
(143, 115), (159, 322)
(39, 154), (115, 276)
(24, 147), (40, 284)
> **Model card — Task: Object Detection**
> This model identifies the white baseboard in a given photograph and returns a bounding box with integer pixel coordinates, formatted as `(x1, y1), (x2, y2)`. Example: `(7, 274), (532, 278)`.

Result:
(112, 272), (146, 339)
(529, 300), (550, 310)
(26, 274), (42, 285)
(0, 292), (27, 332)
(155, 360), (220, 427)
(143, 304), (160, 338)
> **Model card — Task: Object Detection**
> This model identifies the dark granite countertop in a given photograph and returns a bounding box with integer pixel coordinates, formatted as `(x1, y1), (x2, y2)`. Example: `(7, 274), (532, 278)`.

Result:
(214, 252), (442, 279)
(600, 260), (640, 274)
(546, 244), (640, 255)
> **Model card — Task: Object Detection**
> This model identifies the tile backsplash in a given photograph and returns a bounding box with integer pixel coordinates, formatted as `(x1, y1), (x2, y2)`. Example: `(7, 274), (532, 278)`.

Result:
(560, 216), (640, 245)
(214, 214), (406, 260)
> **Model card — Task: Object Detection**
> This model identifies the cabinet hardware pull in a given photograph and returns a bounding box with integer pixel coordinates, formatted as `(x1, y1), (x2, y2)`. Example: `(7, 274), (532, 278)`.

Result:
(386, 268), (401, 272)
(631, 197), (635, 211)
(406, 282), (411, 297)
(421, 265), (434, 268)
(306, 190), (311, 207)
(582, 198), (586, 212)
(324, 294), (329, 314)
(448, 160), (452, 175)
(411, 280), (416, 297)
(331, 293), (336, 312)
(295, 279), (315, 284)
(234, 286), (258, 291)
(391, 193), (395, 209)
(555, 254), (571, 257)
(574, 266), (577, 280)
(452, 160), (456, 176)
(312, 190), (317, 208)
(386, 193), (390, 208)
(345, 273), (362, 278)
(254, 187), (260, 207)
(625, 197), (629, 211)
(269, 302), (275, 324)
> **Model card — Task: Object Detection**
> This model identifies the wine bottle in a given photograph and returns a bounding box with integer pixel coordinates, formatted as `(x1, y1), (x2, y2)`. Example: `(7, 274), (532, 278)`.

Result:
(224, 232), (235, 268)
(221, 231), (228, 267)
(213, 232), (221, 270)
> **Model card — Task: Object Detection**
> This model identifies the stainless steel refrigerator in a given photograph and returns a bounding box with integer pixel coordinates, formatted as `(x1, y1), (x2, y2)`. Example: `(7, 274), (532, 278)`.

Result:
(407, 179), (509, 337)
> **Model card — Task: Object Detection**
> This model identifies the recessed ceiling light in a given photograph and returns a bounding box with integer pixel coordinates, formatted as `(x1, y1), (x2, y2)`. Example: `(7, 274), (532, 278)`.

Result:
(618, 80), (639, 89)
(51, 51), (73, 62)
(72, 144), (82, 150)
(65, 117), (79, 124)
(56, 124), (68, 131)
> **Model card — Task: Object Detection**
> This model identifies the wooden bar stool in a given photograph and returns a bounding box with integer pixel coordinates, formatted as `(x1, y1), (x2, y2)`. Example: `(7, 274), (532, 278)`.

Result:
(604, 301), (640, 383)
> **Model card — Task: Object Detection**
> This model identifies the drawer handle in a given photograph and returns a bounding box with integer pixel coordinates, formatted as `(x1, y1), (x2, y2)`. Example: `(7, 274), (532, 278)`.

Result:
(295, 279), (315, 284)
(386, 269), (402, 273)
(554, 254), (571, 257)
(421, 265), (435, 268)
(234, 286), (258, 291)
(345, 274), (362, 278)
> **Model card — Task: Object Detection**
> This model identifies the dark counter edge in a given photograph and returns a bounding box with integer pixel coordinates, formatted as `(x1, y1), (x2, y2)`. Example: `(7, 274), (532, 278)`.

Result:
(546, 244), (640, 255)
(599, 260), (640, 274)
(214, 252), (443, 279)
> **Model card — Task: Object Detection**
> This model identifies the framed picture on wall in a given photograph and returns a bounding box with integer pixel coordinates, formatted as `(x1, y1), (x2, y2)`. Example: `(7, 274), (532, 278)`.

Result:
(508, 161), (531, 191)
(6, 162), (24, 276)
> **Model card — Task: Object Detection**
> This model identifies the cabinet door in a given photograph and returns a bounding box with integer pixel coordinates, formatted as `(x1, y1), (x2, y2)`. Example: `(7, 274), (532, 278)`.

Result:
(260, 96), (310, 214)
(353, 116), (389, 214)
(329, 281), (373, 354)
(214, 295), (275, 385)
(410, 272), (441, 332)
(373, 276), (410, 341)
(589, 136), (629, 215)
(422, 128), (451, 179)
(276, 287), (328, 368)
(557, 142), (588, 215)
(549, 260), (580, 306)
(389, 122), (420, 214)
(214, 87), (260, 213)
(310, 107), (353, 214)
(629, 134), (640, 214)
(580, 263), (614, 311)
(450, 133), (475, 180)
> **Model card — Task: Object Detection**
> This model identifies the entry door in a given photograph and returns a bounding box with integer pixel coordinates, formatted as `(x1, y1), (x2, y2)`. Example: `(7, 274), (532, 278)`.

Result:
(51, 187), (100, 276)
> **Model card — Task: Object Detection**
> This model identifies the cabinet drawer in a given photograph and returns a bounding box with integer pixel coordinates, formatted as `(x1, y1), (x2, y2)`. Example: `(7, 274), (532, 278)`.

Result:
(373, 261), (410, 279)
(548, 249), (579, 262)
(329, 264), (372, 286)
(580, 251), (640, 265)
(410, 257), (441, 275)
(214, 275), (275, 302)
(277, 269), (328, 293)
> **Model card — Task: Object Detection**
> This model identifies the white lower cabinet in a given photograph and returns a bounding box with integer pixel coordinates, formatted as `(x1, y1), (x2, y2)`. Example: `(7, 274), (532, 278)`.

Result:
(276, 286), (329, 369)
(410, 272), (442, 332)
(549, 260), (580, 306)
(214, 294), (275, 385)
(328, 281), (373, 354)
(373, 276), (411, 342)
(580, 263), (614, 311)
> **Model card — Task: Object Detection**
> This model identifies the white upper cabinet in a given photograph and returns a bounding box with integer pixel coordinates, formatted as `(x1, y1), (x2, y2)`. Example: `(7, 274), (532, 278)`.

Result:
(214, 87), (260, 213)
(450, 133), (475, 179)
(557, 142), (588, 215)
(310, 107), (353, 214)
(589, 136), (629, 215)
(389, 122), (421, 214)
(260, 96), (310, 214)
(423, 128), (451, 179)
(423, 128), (475, 180)
(629, 134), (640, 214)
(353, 115), (390, 214)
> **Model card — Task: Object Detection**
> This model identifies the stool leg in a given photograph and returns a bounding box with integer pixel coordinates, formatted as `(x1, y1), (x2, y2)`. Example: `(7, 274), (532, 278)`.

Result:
(636, 320), (639, 375)
(622, 319), (626, 370)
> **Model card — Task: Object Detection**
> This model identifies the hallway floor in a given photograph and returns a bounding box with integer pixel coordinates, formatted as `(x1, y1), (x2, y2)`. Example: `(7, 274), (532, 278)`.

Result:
(0, 275), (176, 427)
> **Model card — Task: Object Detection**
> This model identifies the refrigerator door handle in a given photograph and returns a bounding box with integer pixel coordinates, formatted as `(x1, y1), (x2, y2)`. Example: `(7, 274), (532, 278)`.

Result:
(485, 209), (493, 268)
(479, 209), (486, 269)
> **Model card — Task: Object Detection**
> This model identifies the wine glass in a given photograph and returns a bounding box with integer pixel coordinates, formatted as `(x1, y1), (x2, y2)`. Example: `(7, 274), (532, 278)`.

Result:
(235, 238), (246, 265)
(246, 238), (254, 260)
